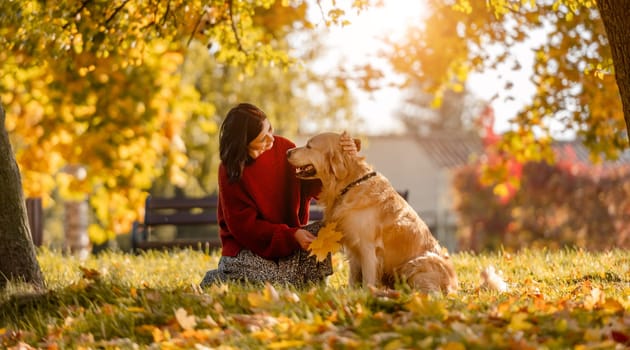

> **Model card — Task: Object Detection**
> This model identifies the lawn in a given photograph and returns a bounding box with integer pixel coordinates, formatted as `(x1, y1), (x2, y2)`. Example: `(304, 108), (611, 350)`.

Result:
(1, 248), (629, 349)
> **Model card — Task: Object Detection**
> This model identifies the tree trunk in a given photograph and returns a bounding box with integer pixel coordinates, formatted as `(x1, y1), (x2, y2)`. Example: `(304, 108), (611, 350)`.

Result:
(0, 103), (45, 290)
(597, 0), (630, 139)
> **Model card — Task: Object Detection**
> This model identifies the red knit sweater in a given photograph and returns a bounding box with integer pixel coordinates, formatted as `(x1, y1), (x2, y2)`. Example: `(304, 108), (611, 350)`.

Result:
(217, 136), (321, 259)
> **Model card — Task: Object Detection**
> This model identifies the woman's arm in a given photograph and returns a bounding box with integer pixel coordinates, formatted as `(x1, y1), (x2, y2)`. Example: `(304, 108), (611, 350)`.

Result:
(219, 176), (301, 259)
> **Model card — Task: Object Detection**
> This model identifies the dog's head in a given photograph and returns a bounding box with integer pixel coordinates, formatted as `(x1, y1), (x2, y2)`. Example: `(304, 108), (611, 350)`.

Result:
(287, 132), (362, 182)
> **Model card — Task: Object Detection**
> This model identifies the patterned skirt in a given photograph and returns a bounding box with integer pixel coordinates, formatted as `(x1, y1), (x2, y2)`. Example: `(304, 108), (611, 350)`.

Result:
(200, 221), (332, 289)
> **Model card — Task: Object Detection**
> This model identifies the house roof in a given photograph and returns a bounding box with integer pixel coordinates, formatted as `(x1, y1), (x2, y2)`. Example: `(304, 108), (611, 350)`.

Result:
(413, 132), (630, 169)
(414, 133), (484, 169)
(553, 140), (630, 167)
(301, 132), (630, 169)
(417, 136), (630, 169)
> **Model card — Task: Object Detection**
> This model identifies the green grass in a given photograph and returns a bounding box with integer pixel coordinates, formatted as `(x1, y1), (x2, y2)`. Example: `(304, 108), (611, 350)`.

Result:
(1, 248), (629, 349)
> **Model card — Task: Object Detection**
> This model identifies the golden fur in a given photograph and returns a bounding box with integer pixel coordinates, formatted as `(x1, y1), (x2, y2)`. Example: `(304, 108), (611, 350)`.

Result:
(287, 132), (459, 293)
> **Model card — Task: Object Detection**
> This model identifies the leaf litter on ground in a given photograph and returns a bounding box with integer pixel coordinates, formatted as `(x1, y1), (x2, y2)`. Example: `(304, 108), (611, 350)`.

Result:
(0, 247), (629, 349)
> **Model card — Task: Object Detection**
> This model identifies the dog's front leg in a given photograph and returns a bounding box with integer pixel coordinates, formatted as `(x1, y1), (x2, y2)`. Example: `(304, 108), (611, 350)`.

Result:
(359, 245), (380, 287)
(347, 251), (362, 287)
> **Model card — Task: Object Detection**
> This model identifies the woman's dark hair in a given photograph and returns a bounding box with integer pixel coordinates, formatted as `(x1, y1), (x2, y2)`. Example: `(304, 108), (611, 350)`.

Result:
(219, 103), (268, 181)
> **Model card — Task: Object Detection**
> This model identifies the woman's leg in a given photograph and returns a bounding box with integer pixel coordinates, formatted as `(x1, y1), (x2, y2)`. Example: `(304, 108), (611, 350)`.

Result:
(200, 250), (285, 288)
(200, 222), (332, 288)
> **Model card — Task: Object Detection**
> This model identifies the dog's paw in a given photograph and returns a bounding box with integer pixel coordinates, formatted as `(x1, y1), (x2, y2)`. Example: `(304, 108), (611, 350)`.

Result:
(368, 285), (401, 299)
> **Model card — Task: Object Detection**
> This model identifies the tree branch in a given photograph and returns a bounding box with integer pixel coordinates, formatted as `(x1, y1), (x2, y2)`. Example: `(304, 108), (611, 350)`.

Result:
(227, 0), (246, 53)
(187, 7), (206, 47)
(105, 0), (131, 26)
(161, 0), (171, 26)
(315, 0), (326, 23)
(62, 0), (92, 29)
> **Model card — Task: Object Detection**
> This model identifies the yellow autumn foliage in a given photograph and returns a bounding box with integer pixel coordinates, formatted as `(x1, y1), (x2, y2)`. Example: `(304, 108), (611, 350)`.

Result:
(309, 223), (344, 262)
(0, 0), (360, 245)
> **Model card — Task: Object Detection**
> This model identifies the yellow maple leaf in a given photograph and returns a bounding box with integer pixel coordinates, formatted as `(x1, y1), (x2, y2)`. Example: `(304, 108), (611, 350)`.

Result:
(247, 282), (279, 309)
(309, 223), (343, 262)
(175, 307), (197, 331)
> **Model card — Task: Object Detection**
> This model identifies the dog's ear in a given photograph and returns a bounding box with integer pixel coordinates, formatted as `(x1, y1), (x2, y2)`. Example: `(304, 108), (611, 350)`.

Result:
(329, 150), (348, 180)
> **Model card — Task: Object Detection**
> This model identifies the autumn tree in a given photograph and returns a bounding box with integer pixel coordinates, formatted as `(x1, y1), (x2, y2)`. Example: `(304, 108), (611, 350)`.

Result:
(383, 0), (630, 249)
(0, 104), (45, 289)
(596, 0), (630, 139)
(0, 0), (362, 288)
(387, 0), (629, 162)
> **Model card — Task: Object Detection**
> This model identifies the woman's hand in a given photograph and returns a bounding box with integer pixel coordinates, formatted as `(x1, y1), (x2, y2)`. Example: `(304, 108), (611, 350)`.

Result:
(294, 228), (316, 250)
(340, 131), (360, 156)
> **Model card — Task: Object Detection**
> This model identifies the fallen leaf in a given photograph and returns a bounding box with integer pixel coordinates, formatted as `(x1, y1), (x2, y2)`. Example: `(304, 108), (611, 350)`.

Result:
(382, 338), (405, 350)
(175, 308), (197, 331)
(251, 329), (276, 342)
(601, 298), (624, 314)
(151, 327), (163, 343)
(583, 328), (602, 342)
(268, 340), (306, 349)
(440, 342), (466, 350)
(507, 312), (533, 331)
(181, 328), (211, 342)
(79, 266), (100, 280)
(584, 287), (604, 310)
(405, 293), (447, 319)
(126, 306), (145, 313)
(247, 282), (280, 309)
(202, 315), (218, 328)
(232, 314), (278, 332)
(611, 330), (630, 345)
(309, 222), (343, 262)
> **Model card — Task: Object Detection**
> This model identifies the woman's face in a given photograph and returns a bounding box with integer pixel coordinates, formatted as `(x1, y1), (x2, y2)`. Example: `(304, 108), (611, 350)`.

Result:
(248, 119), (274, 159)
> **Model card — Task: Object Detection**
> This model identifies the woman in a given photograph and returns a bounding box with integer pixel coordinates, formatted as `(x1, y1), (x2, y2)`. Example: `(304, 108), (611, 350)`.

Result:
(200, 103), (357, 288)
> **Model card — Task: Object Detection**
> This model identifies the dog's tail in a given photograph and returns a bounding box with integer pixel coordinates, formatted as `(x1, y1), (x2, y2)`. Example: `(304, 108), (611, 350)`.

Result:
(396, 252), (459, 294)
(479, 265), (509, 292)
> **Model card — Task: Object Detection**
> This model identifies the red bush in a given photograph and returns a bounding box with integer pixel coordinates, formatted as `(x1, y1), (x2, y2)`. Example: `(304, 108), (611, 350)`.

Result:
(453, 159), (630, 252)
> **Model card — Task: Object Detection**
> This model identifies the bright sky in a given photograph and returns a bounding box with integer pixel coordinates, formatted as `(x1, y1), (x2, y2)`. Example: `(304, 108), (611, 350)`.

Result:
(309, 1), (537, 135)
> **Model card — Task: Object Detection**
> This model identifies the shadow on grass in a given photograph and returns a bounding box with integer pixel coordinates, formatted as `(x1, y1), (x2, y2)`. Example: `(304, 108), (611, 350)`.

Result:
(0, 271), (229, 347)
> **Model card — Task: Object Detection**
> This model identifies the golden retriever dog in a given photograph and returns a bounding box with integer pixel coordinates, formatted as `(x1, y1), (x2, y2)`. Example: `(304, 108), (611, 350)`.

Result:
(287, 132), (459, 294)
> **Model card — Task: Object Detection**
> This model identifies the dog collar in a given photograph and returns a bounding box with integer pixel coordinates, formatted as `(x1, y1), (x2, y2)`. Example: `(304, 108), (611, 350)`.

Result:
(338, 171), (377, 198)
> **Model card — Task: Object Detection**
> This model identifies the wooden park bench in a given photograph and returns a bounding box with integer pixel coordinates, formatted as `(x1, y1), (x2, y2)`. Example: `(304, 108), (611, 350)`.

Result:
(26, 197), (44, 247)
(131, 196), (222, 252)
(131, 190), (409, 252)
